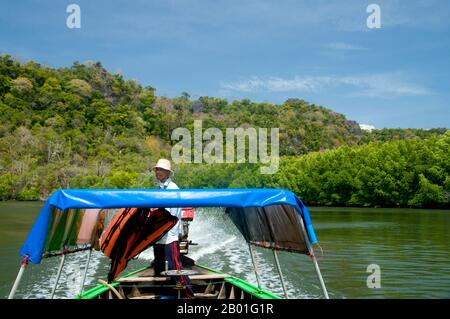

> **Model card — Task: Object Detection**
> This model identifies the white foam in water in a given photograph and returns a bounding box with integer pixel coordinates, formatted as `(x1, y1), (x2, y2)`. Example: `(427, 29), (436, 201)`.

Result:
(174, 208), (314, 299)
(138, 247), (154, 261)
(247, 249), (313, 299)
(138, 209), (238, 262)
(190, 236), (237, 261)
(20, 250), (104, 299)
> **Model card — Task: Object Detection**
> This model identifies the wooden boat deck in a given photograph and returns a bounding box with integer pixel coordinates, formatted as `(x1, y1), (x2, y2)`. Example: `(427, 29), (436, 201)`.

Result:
(106, 264), (238, 299)
(116, 265), (231, 283)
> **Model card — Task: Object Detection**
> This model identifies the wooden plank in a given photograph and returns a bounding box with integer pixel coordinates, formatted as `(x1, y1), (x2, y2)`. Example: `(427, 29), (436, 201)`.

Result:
(116, 273), (231, 283)
(133, 265), (209, 278)
(129, 285), (141, 297)
(128, 294), (158, 299)
(229, 285), (235, 299)
(193, 292), (219, 298)
(218, 282), (226, 299)
(117, 276), (169, 282)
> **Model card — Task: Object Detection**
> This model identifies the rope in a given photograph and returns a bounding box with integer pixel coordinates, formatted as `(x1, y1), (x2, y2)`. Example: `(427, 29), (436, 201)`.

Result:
(308, 244), (324, 261)
(21, 255), (29, 266)
(251, 246), (260, 273)
(98, 279), (125, 299)
(314, 243), (324, 261)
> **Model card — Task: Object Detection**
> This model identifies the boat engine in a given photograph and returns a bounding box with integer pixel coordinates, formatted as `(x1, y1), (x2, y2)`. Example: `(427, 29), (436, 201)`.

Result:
(179, 207), (196, 255)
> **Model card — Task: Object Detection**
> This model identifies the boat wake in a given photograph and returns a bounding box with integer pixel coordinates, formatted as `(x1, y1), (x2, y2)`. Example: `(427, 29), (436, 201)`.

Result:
(184, 208), (316, 299)
(18, 250), (105, 299)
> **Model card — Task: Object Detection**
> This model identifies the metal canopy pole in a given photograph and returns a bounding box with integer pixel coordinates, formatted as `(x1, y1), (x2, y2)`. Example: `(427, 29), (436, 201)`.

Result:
(50, 254), (66, 299)
(79, 248), (92, 295)
(310, 250), (329, 299)
(297, 217), (329, 299)
(248, 243), (262, 289)
(8, 255), (29, 299)
(272, 250), (289, 299)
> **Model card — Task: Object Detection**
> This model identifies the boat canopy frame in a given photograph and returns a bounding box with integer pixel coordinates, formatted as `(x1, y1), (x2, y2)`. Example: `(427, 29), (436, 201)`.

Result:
(11, 188), (329, 299)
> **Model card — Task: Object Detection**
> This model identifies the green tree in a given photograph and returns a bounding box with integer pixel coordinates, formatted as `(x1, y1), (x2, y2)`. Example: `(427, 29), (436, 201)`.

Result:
(409, 174), (448, 208)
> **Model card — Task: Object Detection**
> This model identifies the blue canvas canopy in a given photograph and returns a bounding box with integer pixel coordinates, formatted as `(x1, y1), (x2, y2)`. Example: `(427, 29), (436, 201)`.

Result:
(21, 188), (318, 264)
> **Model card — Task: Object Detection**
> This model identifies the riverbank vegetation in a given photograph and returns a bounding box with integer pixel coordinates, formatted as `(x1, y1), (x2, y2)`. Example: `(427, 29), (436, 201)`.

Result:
(0, 55), (448, 207)
(176, 133), (450, 208)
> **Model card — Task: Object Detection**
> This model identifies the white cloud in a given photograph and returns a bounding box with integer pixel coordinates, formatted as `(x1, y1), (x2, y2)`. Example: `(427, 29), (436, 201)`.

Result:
(342, 73), (432, 97)
(220, 73), (432, 98)
(221, 76), (330, 93)
(325, 42), (368, 51)
(359, 124), (376, 131)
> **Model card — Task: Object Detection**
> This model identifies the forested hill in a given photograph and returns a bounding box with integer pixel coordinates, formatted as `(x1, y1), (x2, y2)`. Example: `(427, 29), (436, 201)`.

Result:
(0, 55), (448, 206)
(0, 55), (366, 155)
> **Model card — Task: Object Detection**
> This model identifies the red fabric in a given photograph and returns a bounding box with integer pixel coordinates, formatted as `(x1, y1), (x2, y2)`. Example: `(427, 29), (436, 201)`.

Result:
(181, 207), (194, 220)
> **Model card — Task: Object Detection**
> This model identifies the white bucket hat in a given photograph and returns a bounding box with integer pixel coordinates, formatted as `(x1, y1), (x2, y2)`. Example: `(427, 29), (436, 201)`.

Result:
(152, 158), (173, 174)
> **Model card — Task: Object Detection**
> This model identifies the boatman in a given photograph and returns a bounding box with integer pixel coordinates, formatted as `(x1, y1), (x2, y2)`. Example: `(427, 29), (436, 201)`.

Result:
(152, 158), (194, 299)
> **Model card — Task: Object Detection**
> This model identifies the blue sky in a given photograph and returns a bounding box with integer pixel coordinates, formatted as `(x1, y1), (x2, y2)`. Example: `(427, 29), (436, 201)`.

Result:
(1, 0), (449, 128)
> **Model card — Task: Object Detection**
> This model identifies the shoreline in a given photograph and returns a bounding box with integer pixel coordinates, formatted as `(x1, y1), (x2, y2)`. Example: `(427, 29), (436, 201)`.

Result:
(0, 199), (449, 211)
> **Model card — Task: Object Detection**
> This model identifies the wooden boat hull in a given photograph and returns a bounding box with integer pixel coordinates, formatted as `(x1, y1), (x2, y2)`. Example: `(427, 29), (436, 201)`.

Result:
(76, 263), (281, 300)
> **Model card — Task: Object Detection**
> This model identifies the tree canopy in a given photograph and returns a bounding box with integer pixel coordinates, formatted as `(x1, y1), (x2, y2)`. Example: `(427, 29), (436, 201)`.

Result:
(0, 54), (448, 208)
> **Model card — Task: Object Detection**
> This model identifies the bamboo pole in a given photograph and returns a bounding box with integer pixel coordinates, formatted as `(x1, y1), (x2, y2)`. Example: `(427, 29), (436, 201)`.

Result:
(8, 255), (29, 299)
(79, 248), (92, 295)
(50, 254), (66, 299)
(297, 217), (329, 299)
(272, 250), (289, 299)
(248, 243), (262, 289)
